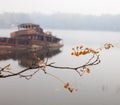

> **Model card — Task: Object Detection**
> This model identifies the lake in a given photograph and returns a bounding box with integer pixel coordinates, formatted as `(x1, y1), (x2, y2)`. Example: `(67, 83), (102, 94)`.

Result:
(0, 29), (120, 105)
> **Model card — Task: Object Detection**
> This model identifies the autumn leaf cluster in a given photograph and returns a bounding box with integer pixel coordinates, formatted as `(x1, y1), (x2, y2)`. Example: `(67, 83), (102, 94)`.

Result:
(71, 43), (114, 57)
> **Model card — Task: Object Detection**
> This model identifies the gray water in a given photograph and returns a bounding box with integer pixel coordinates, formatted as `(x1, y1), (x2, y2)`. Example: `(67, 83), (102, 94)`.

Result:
(0, 29), (120, 105)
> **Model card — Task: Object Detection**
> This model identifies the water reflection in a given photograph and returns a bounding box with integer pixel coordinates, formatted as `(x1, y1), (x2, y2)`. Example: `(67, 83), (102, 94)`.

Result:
(0, 48), (61, 67)
(0, 29), (120, 105)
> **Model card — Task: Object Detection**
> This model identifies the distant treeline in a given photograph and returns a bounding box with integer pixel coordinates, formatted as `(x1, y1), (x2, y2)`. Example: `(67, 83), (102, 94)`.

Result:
(0, 12), (120, 31)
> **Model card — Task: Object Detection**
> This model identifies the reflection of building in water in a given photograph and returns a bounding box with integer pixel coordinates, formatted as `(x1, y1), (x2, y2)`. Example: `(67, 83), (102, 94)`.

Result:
(0, 49), (61, 67)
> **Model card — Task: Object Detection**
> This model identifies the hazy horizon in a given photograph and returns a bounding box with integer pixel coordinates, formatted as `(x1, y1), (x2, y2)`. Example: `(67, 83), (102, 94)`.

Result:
(0, 12), (120, 31)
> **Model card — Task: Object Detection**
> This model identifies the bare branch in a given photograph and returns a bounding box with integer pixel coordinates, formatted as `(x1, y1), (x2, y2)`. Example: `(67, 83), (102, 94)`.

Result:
(0, 43), (113, 93)
(0, 43), (113, 80)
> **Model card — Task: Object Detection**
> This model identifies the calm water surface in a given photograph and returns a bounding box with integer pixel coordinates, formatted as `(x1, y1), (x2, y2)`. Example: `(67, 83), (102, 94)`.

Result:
(0, 29), (120, 105)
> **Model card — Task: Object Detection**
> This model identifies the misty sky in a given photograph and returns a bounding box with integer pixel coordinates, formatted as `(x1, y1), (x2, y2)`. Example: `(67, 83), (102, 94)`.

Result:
(0, 0), (120, 15)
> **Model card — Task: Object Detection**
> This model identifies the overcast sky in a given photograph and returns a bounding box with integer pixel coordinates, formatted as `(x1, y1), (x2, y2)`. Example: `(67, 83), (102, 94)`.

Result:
(0, 0), (120, 15)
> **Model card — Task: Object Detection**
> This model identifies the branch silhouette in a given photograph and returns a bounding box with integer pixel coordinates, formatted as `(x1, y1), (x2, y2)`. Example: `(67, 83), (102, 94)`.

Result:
(0, 43), (113, 92)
